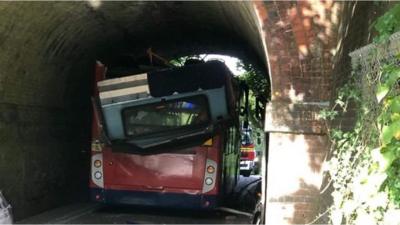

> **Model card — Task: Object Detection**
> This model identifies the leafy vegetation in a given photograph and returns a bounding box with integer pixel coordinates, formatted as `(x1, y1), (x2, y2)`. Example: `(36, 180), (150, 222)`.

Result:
(320, 4), (400, 224)
(237, 63), (270, 106)
(169, 55), (271, 129)
(237, 62), (270, 129)
(374, 4), (400, 43)
(169, 55), (203, 67)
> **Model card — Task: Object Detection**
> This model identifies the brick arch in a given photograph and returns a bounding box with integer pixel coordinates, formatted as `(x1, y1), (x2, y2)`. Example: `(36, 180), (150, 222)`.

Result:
(0, 1), (269, 220)
(0, 1), (381, 223)
(253, 1), (341, 224)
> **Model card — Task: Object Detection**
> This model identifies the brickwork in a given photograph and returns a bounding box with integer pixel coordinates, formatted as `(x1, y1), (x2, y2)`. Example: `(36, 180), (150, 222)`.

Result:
(265, 133), (330, 224)
(253, 1), (394, 224)
(254, 1), (340, 224)
(0, 1), (390, 222)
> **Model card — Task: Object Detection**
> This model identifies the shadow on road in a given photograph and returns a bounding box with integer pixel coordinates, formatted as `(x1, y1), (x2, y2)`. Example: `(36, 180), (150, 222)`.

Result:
(18, 176), (261, 224)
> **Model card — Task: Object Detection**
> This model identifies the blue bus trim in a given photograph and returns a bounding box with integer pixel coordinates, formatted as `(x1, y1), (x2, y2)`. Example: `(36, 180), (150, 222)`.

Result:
(90, 188), (218, 209)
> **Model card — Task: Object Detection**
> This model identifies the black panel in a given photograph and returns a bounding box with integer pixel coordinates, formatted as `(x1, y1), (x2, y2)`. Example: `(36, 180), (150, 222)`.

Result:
(147, 61), (230, 97)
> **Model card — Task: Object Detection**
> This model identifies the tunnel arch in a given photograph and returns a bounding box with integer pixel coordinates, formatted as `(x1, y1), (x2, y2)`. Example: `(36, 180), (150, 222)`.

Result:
(0, 1), (270, 219)
(0, 1), (370, 224)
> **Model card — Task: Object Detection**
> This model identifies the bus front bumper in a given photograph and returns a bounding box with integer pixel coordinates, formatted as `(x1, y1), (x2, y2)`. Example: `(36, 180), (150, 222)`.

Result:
(90, 188), (218, 209)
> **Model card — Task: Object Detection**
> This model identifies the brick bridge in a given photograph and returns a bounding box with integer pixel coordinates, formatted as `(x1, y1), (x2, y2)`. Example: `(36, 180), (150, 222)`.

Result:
(0, 1), (388, 224)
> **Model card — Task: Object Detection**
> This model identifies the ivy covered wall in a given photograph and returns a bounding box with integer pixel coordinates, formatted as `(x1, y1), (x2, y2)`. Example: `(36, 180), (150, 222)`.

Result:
(320, 3), (400, 224)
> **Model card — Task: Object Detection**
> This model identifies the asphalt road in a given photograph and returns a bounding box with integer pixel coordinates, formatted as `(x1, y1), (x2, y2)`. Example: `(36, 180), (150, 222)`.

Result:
(18, 176), (261, 224)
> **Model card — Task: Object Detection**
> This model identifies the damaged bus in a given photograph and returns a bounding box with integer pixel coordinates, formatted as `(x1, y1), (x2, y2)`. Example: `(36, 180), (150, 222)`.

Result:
(89, 60), (241, 209)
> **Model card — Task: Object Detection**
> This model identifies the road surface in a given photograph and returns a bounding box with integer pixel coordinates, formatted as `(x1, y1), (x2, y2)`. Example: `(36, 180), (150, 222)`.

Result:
(18, 176), (261, 224)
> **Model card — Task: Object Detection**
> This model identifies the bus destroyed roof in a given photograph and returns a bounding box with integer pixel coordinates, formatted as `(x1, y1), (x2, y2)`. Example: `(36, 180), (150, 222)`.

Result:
(97, 61), (233, 105)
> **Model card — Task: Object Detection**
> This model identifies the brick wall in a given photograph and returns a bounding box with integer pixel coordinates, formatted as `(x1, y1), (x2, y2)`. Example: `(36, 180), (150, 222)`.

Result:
(0, 2), (96, 219)
(0, 0), (390, 222)
(266, 133), (329, 224)
(254, 1), (393, 224)
(254, 1), (341, 222)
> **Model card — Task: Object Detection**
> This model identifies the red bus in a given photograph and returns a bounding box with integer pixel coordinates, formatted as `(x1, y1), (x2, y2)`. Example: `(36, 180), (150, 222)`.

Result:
(89, 60), (241, 209)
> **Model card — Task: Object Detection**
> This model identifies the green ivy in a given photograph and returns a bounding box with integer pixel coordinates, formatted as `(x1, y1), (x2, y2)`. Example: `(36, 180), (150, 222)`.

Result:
(237, 62), (270, 105)
(321, 4), (400, 225)
(237, 62), (271, 128)
(374, 4), (400, 43)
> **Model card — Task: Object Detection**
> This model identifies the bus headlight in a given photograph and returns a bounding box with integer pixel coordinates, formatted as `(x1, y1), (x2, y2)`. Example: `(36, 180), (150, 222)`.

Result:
(207, 165), (215, 174)
(205, 177), (213, 185)
(94, 171), (102, 179)
(202, 159), (217, 193)
(94, 160), (102, 168)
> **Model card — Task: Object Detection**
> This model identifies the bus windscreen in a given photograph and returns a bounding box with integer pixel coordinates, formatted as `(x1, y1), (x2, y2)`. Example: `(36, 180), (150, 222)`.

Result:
(122, 95), (210, 138)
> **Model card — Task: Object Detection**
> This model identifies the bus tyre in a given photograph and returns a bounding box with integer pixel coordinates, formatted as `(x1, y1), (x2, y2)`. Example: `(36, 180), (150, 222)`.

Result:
(251, 201), (263, 224)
